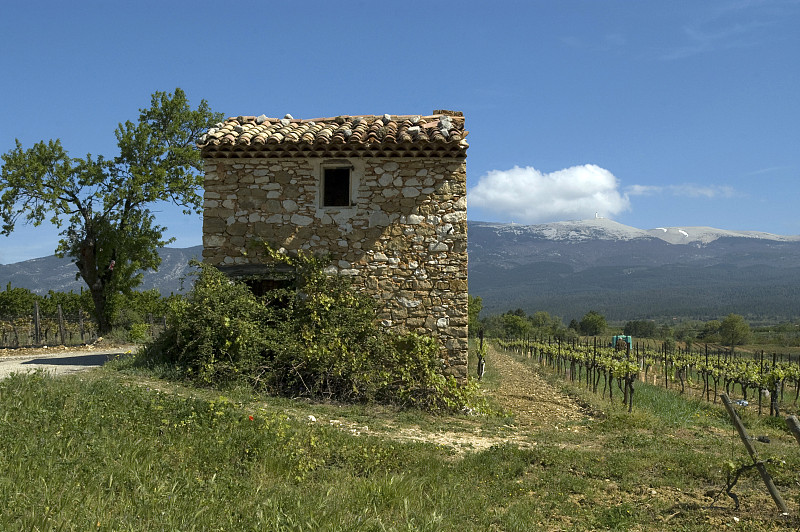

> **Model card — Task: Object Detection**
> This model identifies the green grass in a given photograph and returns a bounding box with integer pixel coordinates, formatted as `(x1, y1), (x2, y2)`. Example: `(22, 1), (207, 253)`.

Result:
(1, 354), (799, 530)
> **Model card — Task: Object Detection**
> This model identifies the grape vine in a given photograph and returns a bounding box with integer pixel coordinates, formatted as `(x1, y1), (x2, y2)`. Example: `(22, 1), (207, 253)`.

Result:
(495, 336), (800, 416)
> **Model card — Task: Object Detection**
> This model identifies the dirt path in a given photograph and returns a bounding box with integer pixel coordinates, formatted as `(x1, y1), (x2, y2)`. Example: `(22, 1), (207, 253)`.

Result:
(487, 344), (595, 429)
(0, 344), (136, 379)
(304, 344), (596, 452)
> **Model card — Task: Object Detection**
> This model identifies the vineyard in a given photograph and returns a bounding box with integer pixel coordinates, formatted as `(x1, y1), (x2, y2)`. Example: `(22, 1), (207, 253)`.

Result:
(0, 303), (97, 348)
(0, 285), (176, 349)
(0, 304), (169, 349)
(495, 336), (800, 416)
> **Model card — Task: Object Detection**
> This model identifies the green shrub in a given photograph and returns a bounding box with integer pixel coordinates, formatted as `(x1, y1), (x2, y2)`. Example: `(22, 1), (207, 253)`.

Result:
(142, 250), (484, 413)
(127, 322), (151, 343)
(143, 263), (276, 385)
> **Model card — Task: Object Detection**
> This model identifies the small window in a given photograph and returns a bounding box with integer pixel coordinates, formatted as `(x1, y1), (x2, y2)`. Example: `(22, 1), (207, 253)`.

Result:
(323, 167), (351, 207)
(244, 278), (293, 298)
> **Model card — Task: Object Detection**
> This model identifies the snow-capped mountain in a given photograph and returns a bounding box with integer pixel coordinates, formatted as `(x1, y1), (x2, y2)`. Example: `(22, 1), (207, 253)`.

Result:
(474, 218), (653, 242)
(468, 219), (800, 321)
(471, 217), (800, 245)
(645, 224), (799, 245)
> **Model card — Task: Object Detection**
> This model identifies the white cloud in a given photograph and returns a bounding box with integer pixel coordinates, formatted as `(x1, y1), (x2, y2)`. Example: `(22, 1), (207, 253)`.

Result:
(671, 184), (736, 198)
(746, 166), (792, 176)
(662, 22), (761, 60)
(627, 184), (662, 196)
(468, 164), (630, 223)
(659, 1), (792, 60)
(626, 183), (736, 198)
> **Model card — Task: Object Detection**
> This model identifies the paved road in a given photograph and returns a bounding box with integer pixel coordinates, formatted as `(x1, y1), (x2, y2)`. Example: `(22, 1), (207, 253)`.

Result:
(0, 347), (135, 379)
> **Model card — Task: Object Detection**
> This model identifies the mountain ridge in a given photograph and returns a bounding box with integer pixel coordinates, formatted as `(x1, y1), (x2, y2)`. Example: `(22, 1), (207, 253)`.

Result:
(470, 218), (800, 245)
(2, 219), (799, 322)
(0, 246), (203, 295)
(468, 219), (800, 321)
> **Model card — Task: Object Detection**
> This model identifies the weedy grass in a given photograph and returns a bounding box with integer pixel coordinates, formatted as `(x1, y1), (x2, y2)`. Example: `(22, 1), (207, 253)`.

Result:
(1, 359), (799, 530)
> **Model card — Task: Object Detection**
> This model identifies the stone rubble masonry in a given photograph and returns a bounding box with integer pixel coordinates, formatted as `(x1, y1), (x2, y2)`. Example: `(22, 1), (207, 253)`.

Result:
(202, 156), (469, 380)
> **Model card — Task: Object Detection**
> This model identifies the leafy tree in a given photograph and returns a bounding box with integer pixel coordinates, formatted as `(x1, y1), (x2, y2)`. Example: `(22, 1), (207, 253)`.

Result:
(623, 319), (657, 338)
(479, 309), (569, 340)
(554, 325), (578, 342)
(0, 283), (92, 319)
(529, 311), (569, 339)
(478, 311), (531, 339)
(0, 89), (222, 333)
(579, 310), (606, 336)
(468, 294), (482, 336)
(529, 311), (553, 329)
(500, 313), (532, 338)
(112, 288), (174, 332)
(719, 313), (751, 353)
(674, 321), (698, 350)
(698, 319), (722, 343)
(0, 284), (38, 317)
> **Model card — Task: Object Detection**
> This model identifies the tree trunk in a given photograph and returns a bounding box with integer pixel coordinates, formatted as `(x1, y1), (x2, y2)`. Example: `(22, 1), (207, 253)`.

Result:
(75, 234), (114, 335)
(89, 284), (112, 334)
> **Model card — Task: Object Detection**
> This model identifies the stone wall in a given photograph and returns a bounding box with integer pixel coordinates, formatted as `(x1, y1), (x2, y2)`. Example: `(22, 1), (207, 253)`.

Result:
(202, 156), (469, 379)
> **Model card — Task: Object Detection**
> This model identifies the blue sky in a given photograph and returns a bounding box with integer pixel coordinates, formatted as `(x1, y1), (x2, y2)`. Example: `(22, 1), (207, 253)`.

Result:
(1, 0), (799, 264)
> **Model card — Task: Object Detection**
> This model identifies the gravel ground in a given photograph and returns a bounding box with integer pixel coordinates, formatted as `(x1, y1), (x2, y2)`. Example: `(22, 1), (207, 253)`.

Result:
(0, 344), (137, 379)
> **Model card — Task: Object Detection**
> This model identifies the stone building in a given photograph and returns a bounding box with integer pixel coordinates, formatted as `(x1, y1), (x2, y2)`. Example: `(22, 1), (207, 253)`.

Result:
(198, 111), (469, 379)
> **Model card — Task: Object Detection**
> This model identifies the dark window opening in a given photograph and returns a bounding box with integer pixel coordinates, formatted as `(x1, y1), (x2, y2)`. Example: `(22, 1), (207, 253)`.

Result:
(323, 167), (351, 207)
(244, 278), (294, 298)
(217, 264), (296, 304)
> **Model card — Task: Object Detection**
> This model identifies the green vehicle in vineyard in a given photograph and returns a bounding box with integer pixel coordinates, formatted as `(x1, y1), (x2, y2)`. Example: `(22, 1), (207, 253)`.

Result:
(611, 335), (632, 351)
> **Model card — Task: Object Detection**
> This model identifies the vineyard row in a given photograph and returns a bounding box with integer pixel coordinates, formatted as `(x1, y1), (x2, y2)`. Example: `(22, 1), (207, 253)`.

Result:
(495, 336), (800, 416)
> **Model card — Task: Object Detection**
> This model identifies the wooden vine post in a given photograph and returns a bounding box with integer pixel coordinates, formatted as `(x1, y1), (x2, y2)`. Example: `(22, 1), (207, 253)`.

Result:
(34, 301), (41, 345)
(477, 330), (486, 381)
(625, 341), (634, 413)
(758, 351), (765, 415)
(57, 304), (66, 345)
(720, 393), (788, 513)
(705, 344), (710, 402)
(786, 415), (800, 447)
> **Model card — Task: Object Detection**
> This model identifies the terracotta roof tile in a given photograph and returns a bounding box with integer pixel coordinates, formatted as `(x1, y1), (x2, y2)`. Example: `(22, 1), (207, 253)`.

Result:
(199, 111), (468, 159)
